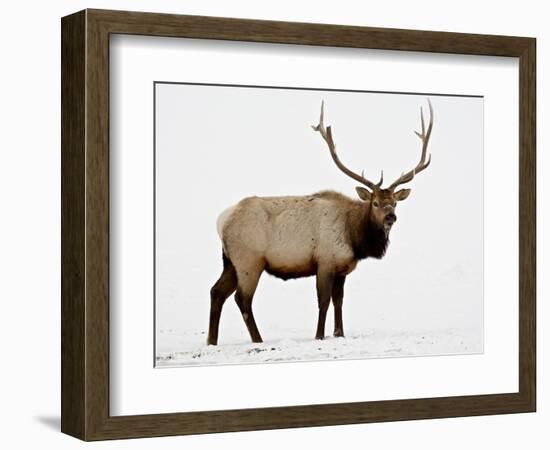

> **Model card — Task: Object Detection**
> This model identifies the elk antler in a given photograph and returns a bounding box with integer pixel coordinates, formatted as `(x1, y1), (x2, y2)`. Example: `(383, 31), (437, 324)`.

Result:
(312, 101), (383, 191)
(388, 99), (434, 191)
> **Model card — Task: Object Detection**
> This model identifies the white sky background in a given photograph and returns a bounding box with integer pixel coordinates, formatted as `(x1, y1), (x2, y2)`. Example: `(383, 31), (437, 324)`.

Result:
(155, 84), (483, 346)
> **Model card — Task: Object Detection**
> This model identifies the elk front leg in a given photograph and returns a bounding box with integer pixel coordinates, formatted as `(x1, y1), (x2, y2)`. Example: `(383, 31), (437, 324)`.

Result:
(315, 270), (334, 340)
(332, 275), (346, 337)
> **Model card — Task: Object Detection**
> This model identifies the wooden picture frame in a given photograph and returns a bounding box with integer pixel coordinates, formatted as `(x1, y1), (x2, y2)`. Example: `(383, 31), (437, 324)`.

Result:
(61, 9), (536, 441)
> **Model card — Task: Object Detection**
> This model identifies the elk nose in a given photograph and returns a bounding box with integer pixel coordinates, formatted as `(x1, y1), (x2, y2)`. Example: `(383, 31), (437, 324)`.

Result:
(386, 213), (397, 224)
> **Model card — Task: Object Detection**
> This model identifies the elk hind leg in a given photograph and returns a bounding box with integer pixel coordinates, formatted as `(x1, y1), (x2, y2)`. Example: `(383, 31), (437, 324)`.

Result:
(332, 275), (346, 337)
(207, 255), (237, 345)
(234, 262), (264, 343)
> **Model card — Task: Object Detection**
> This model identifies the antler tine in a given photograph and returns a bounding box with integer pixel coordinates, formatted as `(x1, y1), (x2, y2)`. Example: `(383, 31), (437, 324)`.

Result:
(388, 98), (434, 191)
(362, 169), (383, 187)
(376, 170), (384, 187)
(312, 101), (382, 191)
(419, 106), (426, 136)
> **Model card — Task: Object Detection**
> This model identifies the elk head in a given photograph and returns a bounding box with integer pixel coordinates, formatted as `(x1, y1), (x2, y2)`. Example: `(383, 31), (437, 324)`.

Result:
(312, 99), (434, 235)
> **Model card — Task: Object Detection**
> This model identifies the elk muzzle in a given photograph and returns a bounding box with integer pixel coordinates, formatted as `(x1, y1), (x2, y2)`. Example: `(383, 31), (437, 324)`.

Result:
(384, 212), (397, 226)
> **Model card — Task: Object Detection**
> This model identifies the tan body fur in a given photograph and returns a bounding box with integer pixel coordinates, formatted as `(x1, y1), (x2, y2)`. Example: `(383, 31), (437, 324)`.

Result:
(219, 192), (360, 287)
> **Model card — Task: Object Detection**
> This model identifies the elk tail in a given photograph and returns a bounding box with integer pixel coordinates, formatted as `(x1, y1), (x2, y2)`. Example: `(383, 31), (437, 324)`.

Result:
(216, 205), (237, 240)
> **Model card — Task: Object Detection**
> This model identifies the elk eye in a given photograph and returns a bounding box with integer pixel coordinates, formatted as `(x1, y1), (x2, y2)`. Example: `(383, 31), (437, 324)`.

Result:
(373, 201), (379, 208)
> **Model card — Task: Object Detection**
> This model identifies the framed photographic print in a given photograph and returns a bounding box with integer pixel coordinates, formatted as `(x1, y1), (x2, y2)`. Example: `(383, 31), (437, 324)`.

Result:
(61, 9), (536, 440)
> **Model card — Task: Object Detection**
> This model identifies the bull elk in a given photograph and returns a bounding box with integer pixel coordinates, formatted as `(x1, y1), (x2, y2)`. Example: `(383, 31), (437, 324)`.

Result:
(207, 99), (434, 345)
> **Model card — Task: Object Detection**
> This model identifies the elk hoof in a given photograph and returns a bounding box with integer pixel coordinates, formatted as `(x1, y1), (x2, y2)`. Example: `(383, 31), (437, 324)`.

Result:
(333, 329), (344, 338)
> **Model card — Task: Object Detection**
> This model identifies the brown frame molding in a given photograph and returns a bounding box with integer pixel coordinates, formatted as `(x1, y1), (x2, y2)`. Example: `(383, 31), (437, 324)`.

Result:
(61, 9), (536, 441)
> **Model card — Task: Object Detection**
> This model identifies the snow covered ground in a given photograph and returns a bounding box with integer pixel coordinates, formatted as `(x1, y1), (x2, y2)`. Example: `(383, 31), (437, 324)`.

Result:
(155, 327), (482, 367)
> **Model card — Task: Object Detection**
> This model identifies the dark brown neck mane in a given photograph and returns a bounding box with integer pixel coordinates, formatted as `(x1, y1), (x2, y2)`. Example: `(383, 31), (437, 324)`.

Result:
(347, 205), (389, 260)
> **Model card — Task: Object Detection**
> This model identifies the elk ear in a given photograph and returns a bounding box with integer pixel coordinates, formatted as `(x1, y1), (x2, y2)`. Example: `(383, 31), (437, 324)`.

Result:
(394, 188), (411, 201)
(356, 187), (372, 201)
